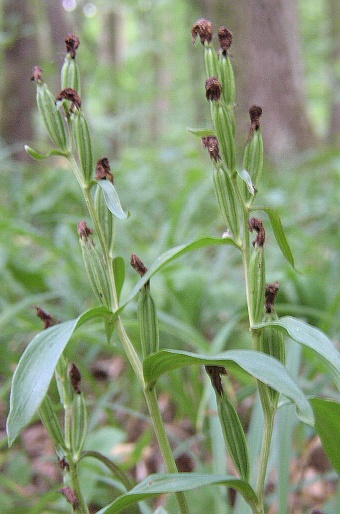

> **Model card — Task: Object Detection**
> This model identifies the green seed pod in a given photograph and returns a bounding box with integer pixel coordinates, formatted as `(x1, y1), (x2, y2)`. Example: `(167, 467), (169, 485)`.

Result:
(94, 184), (115, 257)
(217, 394), (249, 481)
(137, 284), (160, 358)
(61, 53), (81, 94)
(70, 392), (87, 459)
(204, 43), (219, 78)
(212, 163), (240, 241)
(243, 108), (263, 203)
(79, 232), (112, 309)
(248, 218), (266, 325)
(259, 314), (285, 405)
(38, 395), (66, 449)
(36, 82), (68, 151)
(210, 100), (236, 172)
(71, 111), (93, 185)
(218, 53), (235, 107)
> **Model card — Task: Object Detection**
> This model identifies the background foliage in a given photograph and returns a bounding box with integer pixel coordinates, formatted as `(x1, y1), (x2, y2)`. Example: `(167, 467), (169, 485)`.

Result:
(0, 0), (339, 513)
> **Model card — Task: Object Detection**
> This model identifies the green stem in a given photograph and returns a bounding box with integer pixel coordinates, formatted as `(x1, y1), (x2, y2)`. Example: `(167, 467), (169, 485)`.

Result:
(255, 406), (275, 509)
(67, 453), (90, 513)
(144, 387), (189, 514)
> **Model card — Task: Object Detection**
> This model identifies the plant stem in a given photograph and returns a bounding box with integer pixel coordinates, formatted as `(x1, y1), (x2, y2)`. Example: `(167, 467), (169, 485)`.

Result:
(67, 453), (90, 513)
(255, 406), (275, 509)
(144, 387), (189, 514)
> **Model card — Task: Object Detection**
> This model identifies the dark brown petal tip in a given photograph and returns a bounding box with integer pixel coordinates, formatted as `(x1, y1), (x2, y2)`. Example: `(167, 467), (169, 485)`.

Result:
(65, 34), (80, 58)
(34, 306), (54, 329)
(248, 217), (265, 247)
(202, 136), (221, 162)
(191, 18), (213, 45)
(218, 26), (233, 54)
(249, 105), (262, 130)
(205, 77), (222, 101)
(265, 282), (279, 313)
(95, 157), (114, 183)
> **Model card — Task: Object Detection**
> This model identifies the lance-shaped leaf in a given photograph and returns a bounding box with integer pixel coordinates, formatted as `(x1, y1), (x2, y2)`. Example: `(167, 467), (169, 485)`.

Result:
(96, 473), (258, 514)
(310, 398), (340, 475)
(97, 179), (128, 220)
(7, 306), (110, 446)
(253, 207), (295, 269)
(24, 145), (69, 160)
(237, 168), (255, 195)
(143, 349), (314, 425)
(187, 127), (216, 137)
(254, 316), (340, 391)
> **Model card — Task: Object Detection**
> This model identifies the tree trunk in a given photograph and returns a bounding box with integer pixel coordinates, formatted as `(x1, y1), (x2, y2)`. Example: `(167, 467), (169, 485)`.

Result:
(197, 0), (317, 158)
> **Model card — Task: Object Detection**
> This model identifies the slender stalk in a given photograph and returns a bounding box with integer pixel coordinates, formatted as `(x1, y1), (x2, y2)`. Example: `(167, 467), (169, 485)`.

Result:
(144, 387), (189, 514)
(67, 454), (90, 513)
(255, 408), (275, 509)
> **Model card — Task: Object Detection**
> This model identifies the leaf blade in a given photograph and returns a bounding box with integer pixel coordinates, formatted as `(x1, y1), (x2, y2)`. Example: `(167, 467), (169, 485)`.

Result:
(97, 179), (128, 220)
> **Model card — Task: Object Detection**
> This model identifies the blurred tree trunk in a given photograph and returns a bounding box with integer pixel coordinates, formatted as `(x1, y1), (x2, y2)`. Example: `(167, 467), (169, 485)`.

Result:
(197, 0), (317, 158)
(1, 0), (67, 159)
(326, 0), (340, 144)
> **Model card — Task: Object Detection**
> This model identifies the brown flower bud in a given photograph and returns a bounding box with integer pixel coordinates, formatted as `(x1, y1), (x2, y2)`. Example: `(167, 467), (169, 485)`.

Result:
(218, 27), (233, 54)
(69, 363), (81, 394)
(205, 77), (222, 101)
(205, 365), (227, 396)
(56, 87), (81, 112)
(202, 136), (221, 162)
(248, 217), (265, 247)
(65, 34), (80, 58)
(249, 105), (263, 131)
(191, 18), (213, 45)
(265, 282), (279, 313)
(31, 65), (43, 83)
(95, 157), (114, 183)
(34, 307), (54, 329)
(77, 221), (93, 240)
(131, 254), (148, 277)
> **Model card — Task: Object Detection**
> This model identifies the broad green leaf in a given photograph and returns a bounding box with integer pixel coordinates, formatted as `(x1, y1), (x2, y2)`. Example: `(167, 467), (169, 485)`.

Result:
(310, 398), (340, 475)
(143, 349), (314, 425)
(238, 169), (255, 195)
(254, 316), (340, 391)
(96, 473), (258, 513)
(187, 127), (216, 137)
(7, 306), (110, 446)
(97, 179), (128, 220)
(24, 145), (69, 160)
(119, 236), (239, 311)
(254, 207), (295, 269)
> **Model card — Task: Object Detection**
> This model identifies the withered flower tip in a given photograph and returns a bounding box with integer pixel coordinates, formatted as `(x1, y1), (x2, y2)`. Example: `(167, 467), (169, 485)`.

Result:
(69, 363), (82, 394)
(31, 65), (43, 83)
(57, 487), (79, 509)
(265, 282), (279, 313)
(205, 365), (227, 396)
(191, 18), (213, 45)
(205, 77), (222, 101)
(248, 217), (265, 247)
(249, 105), (262, 130)
(77, 220), (93, 240)
(65, 34), (80, 58)
(34, 306), (54, 329)
(218, 27), (233, 54)
(202, 136), (221, 162)
(95, 157), (114, 183)
(130, 254), (148, 277)
(55, 87), (81, 112)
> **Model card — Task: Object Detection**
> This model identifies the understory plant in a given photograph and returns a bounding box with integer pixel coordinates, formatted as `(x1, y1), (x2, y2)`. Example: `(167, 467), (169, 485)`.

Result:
(7, 21), (340, 514)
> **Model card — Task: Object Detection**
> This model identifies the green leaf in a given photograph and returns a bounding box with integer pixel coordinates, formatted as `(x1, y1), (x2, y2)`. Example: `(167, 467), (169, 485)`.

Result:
(310, 398), (340, 475)
(112, 256), (125, 301)
(97, 179), (128, 220)
(24, 145), (69, 160)
(143, 349), (314, 425)
(187, 127), (216, 137)
(254, 316), (340, 391)
(119, 236), (239, 311)
(237, 169), (255, 195)
(7, 306), (110, 446)
(255, 207), (295, 269)
(96, 473), (258, 513)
